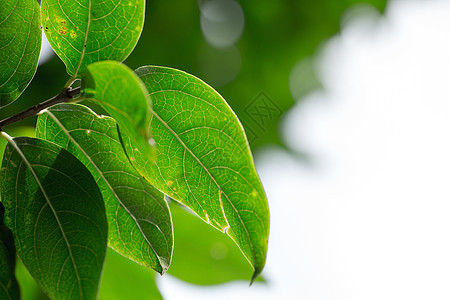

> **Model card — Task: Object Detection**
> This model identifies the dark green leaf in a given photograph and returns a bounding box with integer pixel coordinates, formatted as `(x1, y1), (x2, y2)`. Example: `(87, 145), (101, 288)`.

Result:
(41, 0), (145, 76)
(133, 66), (269, 281)
(0, 0), (41, 107)
(81, 61), (155, 163)
(0, 203), (19, 300)
(0, 135), (108, 300)
(99, 248), (162, 300)
(169, 202), (264, 285)
(36, 103), (173, 274)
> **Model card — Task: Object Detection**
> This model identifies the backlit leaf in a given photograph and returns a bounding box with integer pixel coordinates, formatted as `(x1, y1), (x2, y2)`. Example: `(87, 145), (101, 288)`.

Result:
(169, 202), (264, 285)
(0, 135), (107, 300)
(36, 103), (173, 274)
(81, 61), (155, 163)
(0, 126), (35, 161)
(0, 0), (41, 107)
(99, 248), (162, 300)
(16, 259), (49, 300)
(133, 66), (270, 281)
(41, 0), (145, 76)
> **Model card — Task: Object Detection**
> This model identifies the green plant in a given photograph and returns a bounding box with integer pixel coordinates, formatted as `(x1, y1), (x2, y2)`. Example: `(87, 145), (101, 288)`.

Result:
(0, 0), (269, 299)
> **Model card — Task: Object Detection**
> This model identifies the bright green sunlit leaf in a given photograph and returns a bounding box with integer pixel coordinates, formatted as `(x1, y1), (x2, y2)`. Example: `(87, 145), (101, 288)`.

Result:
(0, 126), (35, 162)
(99, 248), (162, 300)
(16, 259), (49, 300)
(81, 61), (155, 164)
(36, 103), (173, 274)
(41, 0), (145, 76)
(133, 66), (270, 281)
(0, 203), (19, 300)
(0, 0), (41, 107)
(169, 202), (264, 285)
(0, 135), (108, 300)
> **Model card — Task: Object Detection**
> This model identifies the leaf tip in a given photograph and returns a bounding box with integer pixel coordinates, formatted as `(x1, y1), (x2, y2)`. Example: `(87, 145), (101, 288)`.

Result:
(159, 266), (168, 276)
(157, 256), (171, 276)
(250, 267), (262, 286)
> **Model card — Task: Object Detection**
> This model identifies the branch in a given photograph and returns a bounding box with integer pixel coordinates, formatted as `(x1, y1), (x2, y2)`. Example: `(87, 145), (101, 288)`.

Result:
(0, 87), (80, 131)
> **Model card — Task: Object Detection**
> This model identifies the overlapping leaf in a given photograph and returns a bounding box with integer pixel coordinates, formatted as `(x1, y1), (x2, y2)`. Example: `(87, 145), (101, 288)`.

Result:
(41, 0), (145, 76)
(15, 260), (49, 300)
(0, 126), (35, 161)
(0, 0), (41, 106)
(0, 203), (19, 300)
(0, 135), (107, 300)
(99, 248), (162, 300)
(81, 61), (155, 162)
(169, 202), (263, 285)
(130, 66), (270, 280)
(36, 103), (172, 273)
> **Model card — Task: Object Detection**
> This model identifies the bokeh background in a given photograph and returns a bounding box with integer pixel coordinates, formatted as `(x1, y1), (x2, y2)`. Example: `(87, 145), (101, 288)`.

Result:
(4, 0), (450, 298)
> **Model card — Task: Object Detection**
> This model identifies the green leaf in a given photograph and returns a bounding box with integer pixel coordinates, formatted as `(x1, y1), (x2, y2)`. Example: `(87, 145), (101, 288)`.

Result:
(0, 203), (20, 300)
(133, 66), (270, 281)
(81, 61), (155, 162)
(0, 135), (108, 300)
(0, 126), (35, 162)
(0, 0), (42, 107)
(99, 248), (162, 300)
(16, 259), (49, 300)
(169, 202), (264, 285)
(36, 103), (173, 274)
(41, 0), (145, 76)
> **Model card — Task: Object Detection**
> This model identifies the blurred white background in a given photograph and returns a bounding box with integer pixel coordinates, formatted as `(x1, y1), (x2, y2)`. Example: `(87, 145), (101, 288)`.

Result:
(157, 0), (450, 298)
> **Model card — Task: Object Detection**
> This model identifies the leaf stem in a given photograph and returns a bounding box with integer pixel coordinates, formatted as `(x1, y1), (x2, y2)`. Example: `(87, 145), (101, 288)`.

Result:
(0, 87), (80, 131)
(63, 76), (77, 90)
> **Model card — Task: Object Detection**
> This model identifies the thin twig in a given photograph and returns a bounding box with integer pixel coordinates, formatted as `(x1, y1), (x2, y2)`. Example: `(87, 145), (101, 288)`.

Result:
(0, 87), (80, 131)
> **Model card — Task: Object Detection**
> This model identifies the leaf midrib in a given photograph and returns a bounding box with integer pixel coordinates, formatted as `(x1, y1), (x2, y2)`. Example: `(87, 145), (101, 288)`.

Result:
(1, 133), (83, 298)
(43, 109), (166, 272)
(73, 0), (92, 77)
(150, 111), (256, 267)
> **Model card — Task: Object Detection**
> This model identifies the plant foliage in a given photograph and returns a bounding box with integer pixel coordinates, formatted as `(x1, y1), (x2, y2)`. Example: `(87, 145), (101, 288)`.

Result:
(0, 0), (270, 298)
